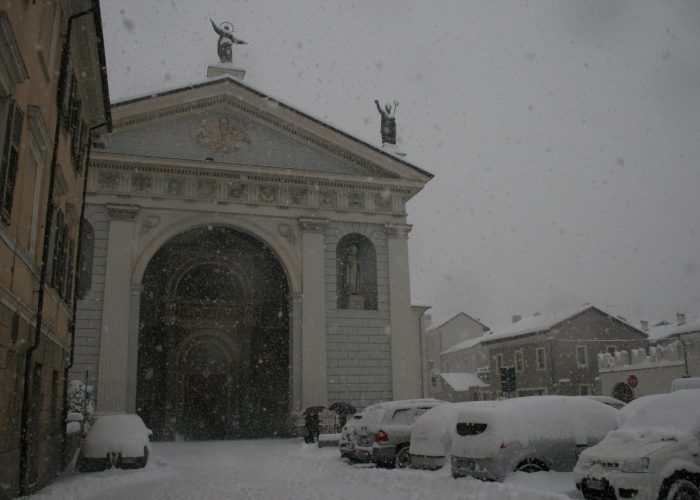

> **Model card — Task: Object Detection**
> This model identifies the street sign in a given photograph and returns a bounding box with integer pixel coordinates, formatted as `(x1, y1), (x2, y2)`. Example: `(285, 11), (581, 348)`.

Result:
(500, 367), (516, 393)
(627, 374), (638, 388)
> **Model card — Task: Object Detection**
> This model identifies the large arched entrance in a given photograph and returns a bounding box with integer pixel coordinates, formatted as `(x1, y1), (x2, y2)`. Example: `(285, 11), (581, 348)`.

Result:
(136, 226), (290, 440)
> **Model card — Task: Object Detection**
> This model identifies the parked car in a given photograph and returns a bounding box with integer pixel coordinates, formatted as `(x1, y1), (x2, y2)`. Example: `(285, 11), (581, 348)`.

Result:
(671, 376), (700, 392)
(409, 402), (471, 470)
(76, 413), (152, 472)
(339, 412), (366, 462)
(354, 399), (445, 468)
(450, 396), (619, 481)
(575, 389), (700, 500)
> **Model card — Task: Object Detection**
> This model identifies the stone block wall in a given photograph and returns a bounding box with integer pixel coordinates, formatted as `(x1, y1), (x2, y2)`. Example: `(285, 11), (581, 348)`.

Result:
(325, 222), (392, 409)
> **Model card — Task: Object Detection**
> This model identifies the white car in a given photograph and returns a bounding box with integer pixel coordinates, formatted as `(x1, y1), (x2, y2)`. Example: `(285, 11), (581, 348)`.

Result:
(339, 412), (365, 462)
(575, 389), (700, 500)
(450, 396), (619, 481)
(77, 414), (152, 471)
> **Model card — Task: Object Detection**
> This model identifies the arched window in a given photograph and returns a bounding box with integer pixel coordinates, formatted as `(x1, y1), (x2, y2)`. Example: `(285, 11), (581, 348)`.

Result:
(336, 234), (377, 310)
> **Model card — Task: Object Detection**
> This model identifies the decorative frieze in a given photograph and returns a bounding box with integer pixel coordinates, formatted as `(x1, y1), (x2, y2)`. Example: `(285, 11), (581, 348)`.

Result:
(90, 162), (410, 216)
(385, 223), (412, 239)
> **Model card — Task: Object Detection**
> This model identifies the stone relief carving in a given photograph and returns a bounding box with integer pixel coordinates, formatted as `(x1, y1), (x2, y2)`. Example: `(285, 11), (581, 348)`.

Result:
(165, 177), (184, 196)
(259, 185), (278, 204)
(191, 115), (252, 154)
(277, 223), (296, 245)
(226, 182), (247, 200)
(197, 179), (218, 198)
(97, 171), (120, 191)
(131, 174), (153, 193)
(375, 192), (392, 211)
(347, 191), (365, 209)
(140, 215), (161, 236)
(289, 187), (307, 206)
(319, 190), (337, 208)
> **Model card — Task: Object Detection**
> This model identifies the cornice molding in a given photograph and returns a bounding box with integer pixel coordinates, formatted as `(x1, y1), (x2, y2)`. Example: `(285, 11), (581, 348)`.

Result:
(385, 223), (412, 239)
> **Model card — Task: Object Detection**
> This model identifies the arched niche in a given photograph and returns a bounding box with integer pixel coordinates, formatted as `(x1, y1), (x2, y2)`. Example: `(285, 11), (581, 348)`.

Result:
(336, 233), (377, 310)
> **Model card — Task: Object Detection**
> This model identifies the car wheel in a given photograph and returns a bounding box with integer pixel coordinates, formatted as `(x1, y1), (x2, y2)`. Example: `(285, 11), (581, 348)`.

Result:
(662, 475), (700, 500)
(137, 447), (149, 469)
(515, 459), (548, 473)
(395, 446), (410, 469)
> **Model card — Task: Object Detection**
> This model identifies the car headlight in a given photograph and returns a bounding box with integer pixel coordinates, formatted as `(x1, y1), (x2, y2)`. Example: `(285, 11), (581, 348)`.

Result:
(622, 457), (650, 473)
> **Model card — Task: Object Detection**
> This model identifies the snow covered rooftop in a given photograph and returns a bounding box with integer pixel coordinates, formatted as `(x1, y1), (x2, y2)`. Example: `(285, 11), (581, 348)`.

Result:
(441, 372), (488, 391)
(647, 314), (700, 340)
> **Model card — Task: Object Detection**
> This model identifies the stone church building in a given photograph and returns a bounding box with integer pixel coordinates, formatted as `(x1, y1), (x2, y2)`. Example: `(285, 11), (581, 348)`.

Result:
(71, 60), (432, 439)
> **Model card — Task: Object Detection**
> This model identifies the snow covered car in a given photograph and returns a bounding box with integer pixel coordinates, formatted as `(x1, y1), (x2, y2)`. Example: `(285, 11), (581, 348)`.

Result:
(409, 402), (469, 470)
(76, 414), (152, 471)
(339, 412), (365, 461)
(575, 389), (700, 500)
(354, 399), (445, 468)
(578, 395), (626, 410)
(450, 396), (619, 481)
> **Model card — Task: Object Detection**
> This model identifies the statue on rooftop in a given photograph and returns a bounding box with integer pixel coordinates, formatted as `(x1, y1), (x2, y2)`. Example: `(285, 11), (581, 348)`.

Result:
(210, 19), (247, 64)
(374, 99), (398, 145)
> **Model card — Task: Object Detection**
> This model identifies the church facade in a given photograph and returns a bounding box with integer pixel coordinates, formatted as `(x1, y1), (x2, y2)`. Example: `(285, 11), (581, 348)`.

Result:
(71, 67), (432, 439)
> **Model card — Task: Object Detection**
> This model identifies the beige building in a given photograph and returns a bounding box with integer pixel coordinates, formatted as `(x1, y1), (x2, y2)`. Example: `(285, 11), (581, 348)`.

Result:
(70, 55), (432, 439)
(0, 1), (110, 496)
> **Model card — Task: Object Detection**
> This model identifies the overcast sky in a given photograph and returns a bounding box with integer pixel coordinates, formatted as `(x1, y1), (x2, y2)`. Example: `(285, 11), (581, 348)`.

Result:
(101, 0), (700, 328)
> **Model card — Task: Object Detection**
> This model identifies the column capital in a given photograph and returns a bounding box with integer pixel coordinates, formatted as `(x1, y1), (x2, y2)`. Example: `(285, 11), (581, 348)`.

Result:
(384, 223), (412, 239)
(106, 204), (140, 221)
(298, 217), (328, 233)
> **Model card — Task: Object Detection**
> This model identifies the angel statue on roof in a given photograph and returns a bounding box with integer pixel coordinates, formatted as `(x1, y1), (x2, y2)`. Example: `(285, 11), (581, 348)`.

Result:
(210, 19), (247, 64)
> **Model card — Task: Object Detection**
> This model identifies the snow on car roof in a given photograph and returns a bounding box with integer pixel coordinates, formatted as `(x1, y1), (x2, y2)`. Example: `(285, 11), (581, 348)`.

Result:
(451, 396), (619, 455)
(612, 389), (700, 443)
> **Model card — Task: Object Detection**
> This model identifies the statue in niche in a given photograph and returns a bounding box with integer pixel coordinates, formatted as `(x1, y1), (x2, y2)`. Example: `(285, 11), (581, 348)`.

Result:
(344, 245), (364, 309)
(210, 19), (247, 64)
(374, 99), (398, 144)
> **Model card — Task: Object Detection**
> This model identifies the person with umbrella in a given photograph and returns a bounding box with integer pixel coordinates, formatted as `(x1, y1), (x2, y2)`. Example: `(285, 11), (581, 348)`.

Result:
(328, 402), (356, 432)
(302, 406), (324, 443)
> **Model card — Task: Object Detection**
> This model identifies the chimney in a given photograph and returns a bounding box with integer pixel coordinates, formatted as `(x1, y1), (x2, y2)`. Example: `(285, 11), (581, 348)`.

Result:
(512, 315), (522, 324)
(640, 320), (649, 332)
(677, 312), (686, 326)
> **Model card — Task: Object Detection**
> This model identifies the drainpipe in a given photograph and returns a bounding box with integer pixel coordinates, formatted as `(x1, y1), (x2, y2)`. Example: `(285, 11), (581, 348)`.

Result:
(19, 5), (101, 495)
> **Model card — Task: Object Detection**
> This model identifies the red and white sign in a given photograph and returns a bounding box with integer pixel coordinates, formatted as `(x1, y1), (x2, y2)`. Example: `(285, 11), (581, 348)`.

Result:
(627, 374), (639, 388)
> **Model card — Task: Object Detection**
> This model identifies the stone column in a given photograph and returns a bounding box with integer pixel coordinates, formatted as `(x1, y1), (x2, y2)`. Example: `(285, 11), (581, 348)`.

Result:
(386, 223), (421, 400)
(289, 293), (303, 414)
(96, 204), (139, 411)
(298, 217), (328, 408)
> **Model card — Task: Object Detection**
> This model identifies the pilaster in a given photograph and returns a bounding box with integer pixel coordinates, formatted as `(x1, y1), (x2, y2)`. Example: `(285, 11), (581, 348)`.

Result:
(385, 223), (421, 399)
(299, 217), (328, 408)
(96, 204), (139, 411)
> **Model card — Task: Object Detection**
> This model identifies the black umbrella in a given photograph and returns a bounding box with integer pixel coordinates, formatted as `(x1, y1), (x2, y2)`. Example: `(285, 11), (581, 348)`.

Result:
(328, 402), (356, 415)
(302, 405), (326, 416)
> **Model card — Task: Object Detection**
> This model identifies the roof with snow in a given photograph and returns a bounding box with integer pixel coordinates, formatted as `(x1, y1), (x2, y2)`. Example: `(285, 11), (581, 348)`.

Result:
(440, 372), (488, 392)
(442, 305), (644, 354)
(647, 315), (700, 341)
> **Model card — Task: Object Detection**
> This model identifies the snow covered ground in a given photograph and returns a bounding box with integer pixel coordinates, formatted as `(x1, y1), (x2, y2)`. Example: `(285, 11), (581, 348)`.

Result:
(28, 439), (582, 500)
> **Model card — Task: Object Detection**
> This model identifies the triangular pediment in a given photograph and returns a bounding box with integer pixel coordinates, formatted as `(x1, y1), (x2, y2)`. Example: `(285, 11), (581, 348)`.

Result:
(104, 77), (432, 185)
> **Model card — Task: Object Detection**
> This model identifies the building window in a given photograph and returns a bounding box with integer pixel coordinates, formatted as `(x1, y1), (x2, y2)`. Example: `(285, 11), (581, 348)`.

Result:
(0, 99), (23, 224)
(49, 210), (75, 303)
(576, 345), (588, 368)
(606, 345), (616, 356)
(514, 350), (524, 372)
(536, 347), (546, 370)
